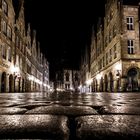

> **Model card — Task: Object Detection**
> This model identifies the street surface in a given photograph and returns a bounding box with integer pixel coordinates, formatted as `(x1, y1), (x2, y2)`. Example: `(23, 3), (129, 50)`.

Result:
(0, 92), (140, 139)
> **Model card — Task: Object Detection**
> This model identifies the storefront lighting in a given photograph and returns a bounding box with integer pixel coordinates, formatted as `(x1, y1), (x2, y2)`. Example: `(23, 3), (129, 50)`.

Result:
(115, 63), (122, 71)
(86, 79), (93, 85)
(96, 74), (102, 80)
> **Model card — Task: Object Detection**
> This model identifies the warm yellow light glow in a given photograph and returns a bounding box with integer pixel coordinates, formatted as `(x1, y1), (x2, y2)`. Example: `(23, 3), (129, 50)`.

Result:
(86, 79), (93, 85)
(70, 87), (74, 90)
(78, 85), (82, 89)
(56, 88), (64, 91)
(115, 63), (122, 71)
(28, 75), (34, 81)
(10, 65), (19, 73)
(96, 74), (102, 80)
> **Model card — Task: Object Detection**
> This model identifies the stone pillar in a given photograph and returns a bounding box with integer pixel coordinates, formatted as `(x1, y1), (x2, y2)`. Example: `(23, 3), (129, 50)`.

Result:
(121, 78), (126, 92)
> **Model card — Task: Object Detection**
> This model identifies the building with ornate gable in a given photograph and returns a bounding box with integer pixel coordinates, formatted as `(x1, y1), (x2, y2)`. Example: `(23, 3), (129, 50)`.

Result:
(0, 0), (49, 93)
(90, 0), (140, 92)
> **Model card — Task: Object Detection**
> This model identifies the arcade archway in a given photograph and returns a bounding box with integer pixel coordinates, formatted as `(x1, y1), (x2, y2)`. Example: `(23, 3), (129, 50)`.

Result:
(126, 68), (139, 91)
(1, 72), (6, 92)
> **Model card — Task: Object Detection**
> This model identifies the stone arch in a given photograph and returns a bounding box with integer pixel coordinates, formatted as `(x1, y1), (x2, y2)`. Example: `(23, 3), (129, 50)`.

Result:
(109, 72), (114, 92)
(95, 79), (98, 92)
(126, 67), (139, 91)
(100, 77), (104, 92)
(9, 74), (14, 92)
(1, 72), (6, 92)
(92, 80), (95, 92)
(22, 78), (25, 92)
(104, 74), (108, 92)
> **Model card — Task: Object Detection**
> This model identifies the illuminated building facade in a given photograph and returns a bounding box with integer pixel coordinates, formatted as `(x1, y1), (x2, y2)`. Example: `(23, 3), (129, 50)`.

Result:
(55, 69), (80, 92)
(80, 46), (91, 93)
(63, 69), (80, 91)
(0, 0), (49, 93)
(90, 0), (140, 92)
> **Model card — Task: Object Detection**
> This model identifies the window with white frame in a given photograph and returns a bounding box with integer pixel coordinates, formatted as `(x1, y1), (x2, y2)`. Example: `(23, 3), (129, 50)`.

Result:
(2, 44), (6, 59)
(1, 19), (7, 34)
(7, 26), (12, 39)
(128, 40), (134, 54)
(16, 54), (19, 65)
(8, 47), (11, 62)
(2, 0), (8, 15)
(127, 17), (134, 30)
(19, 57), (22, 69)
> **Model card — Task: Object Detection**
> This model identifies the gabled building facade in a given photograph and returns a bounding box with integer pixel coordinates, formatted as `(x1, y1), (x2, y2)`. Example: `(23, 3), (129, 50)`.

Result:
(0, 0), (49, 93)
(0, 0), (15, 92)
(90, 0), (140, 92)
(63, 69), (80, 91)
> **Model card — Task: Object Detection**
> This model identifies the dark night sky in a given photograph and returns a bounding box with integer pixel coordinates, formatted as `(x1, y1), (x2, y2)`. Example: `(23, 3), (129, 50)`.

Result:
(14, 0), (139, 80)
(22, 0), (105, 80)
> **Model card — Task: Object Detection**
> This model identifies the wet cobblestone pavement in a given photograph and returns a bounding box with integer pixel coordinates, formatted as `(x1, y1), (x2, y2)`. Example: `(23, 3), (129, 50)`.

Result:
(0, 92), (140, 139)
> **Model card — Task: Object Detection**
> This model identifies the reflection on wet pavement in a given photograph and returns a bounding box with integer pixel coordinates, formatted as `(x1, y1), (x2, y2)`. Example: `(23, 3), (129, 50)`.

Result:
(0, 92), (140, 139)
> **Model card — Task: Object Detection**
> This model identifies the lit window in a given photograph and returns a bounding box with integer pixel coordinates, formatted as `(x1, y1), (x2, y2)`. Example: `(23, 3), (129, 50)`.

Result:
(2, 44), (6, 59)
(2, 0), (8, 15)
(8, 47), (11, 62)
(1, 19), (7, 34)
(7, 26), (12, 40)
(127, 17), (134, 30)
(128, 40), (134, 54)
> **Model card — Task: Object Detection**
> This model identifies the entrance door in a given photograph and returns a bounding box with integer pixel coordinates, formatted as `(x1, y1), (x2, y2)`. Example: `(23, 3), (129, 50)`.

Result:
(1, 72), (6, 92)
(9, 74), (13, 92)
(127, 68), (139, 91)
(109, 73), (114, 92)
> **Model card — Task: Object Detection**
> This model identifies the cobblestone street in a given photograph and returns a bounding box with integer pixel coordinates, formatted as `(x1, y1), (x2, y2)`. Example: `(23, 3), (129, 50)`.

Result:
(0, 92), (140, 139)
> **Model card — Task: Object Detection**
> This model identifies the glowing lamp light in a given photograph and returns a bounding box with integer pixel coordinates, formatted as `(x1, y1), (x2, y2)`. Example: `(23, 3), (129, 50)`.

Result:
(70, 87), (74, 90)
(28, 75), (34, 81)
(96, 74), (102, 80)
(78, 85), (82, 89)
(86, 79), (93, 85)
(10, 65), (19, 74)
(115, 63), (122, 71)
